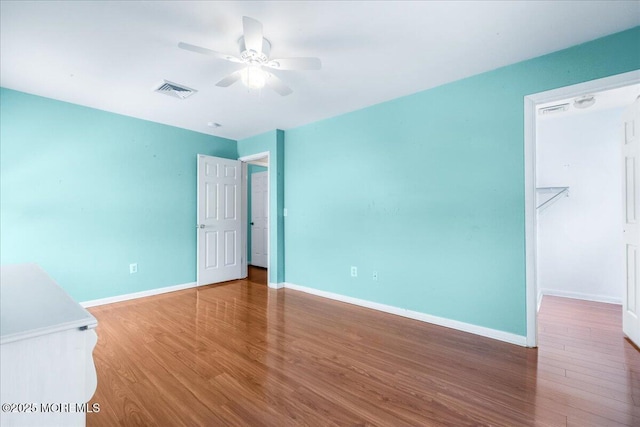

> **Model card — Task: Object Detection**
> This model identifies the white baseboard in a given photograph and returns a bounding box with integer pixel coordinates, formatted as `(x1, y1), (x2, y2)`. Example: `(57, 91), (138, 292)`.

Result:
(81, 281), (197, 308)
(283, 282), (527, 347)
(268, 282), (284, 289)
(540, 289), (622, 305)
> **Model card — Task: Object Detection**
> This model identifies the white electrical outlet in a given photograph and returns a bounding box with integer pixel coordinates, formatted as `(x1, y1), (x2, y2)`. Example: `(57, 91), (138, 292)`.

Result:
(351, 266), (357, 277)
(129, 263), (138, 274)
(372, 271), (378, 281)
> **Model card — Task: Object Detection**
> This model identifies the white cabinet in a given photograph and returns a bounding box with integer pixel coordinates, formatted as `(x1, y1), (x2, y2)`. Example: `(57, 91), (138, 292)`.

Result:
(0, 264), (98, 427)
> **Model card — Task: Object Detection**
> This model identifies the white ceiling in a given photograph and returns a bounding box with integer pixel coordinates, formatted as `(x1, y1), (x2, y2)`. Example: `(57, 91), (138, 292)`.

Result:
(1, 1), (639, 140)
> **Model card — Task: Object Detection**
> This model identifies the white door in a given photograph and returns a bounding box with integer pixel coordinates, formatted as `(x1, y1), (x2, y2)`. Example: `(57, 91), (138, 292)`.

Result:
(623, 98), (640, 347)
(197, 155), (242, 285)
(251, 171), (269, 268)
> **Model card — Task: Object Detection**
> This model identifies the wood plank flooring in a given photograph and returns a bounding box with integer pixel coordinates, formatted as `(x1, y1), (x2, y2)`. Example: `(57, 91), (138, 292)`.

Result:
(86, 276), (639, 426)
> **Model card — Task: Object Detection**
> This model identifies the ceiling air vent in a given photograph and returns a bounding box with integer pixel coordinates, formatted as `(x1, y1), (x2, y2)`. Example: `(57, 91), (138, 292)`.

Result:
(154, 80), (197, 99)
(539, 103), (570, 115)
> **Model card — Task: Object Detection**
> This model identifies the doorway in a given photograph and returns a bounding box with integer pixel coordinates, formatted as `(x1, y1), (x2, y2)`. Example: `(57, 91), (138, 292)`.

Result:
(250, 170), (269, 269)
(524, 70), (640, 347)
(239, 152), (270, 284)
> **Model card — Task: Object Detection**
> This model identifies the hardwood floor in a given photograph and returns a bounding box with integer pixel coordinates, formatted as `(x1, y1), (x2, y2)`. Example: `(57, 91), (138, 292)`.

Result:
(86, 280), (639, 426)
(247, 265), (268, 286)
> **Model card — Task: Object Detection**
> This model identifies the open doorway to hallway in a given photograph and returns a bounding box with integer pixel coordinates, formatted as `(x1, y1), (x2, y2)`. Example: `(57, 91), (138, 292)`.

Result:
(241, 153), (269, 287)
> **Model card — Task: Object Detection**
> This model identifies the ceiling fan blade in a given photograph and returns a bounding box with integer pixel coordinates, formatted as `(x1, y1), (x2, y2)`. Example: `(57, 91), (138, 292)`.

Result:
(216, 70), (242, 87)
(265, 72), (293, 96)
(178, 42), (242, 63)
(243, 16), (263, 54)
(266, 57), (322, 71)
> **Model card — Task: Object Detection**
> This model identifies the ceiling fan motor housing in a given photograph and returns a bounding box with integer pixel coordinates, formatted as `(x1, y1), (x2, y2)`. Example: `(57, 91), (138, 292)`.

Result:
(238, 37), (271, 63)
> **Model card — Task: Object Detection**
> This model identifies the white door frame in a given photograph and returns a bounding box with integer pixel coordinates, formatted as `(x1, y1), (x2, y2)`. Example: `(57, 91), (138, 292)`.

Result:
(239, 151), (270, 280)
(524, 70), (640, 347)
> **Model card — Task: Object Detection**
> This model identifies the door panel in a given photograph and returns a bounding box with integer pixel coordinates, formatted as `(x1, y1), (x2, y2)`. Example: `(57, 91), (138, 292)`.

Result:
(204, 231), (218, 269)
(627, 244), (637, 314)
(205, 183), (218, 220)
(623, 99), (640, 347)
(224, 230), (236, 266)
(197, 155), (241, 285)
(224, 184), (236, 219)
(626, 157), (637, 223)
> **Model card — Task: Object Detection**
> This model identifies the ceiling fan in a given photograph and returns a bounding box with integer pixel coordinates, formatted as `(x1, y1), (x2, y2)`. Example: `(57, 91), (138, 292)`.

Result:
(178, 16), (321, 96)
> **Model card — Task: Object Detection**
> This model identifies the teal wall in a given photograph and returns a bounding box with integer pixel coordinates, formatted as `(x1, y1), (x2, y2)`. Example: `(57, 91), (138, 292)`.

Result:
(238, 130), (285, 284)
(0, 88), (236, 302)
(284, 27), (640, 336)
(247, 163), (268, 264)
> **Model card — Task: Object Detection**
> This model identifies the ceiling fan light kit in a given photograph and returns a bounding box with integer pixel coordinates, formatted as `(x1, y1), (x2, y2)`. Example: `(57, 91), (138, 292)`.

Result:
(240, 65), (268, 89)
(178, 16), (321, 96)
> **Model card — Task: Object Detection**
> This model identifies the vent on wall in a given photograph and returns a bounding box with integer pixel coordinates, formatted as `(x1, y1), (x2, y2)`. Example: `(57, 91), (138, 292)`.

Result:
(154, 80), (197, 99)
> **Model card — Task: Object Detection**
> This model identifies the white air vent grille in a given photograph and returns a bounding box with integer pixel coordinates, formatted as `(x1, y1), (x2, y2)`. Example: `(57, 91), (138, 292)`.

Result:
(155, 80), (197, 99)
(539, 103), (570, 115)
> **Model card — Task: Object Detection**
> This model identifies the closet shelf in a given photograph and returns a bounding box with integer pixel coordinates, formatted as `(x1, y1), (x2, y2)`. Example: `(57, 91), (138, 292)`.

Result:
(536, 186), (569, 210)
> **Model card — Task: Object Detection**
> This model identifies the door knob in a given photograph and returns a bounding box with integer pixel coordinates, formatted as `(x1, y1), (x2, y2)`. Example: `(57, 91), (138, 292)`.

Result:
(251, 222), (254, 225)
(199, 224), (205, 229)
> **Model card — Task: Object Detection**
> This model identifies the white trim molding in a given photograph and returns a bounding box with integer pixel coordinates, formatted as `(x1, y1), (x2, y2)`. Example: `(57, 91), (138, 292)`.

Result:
(541, 289), (622, 305)
(268, 282), (284, 289)
(81, 281), (197, 308)
(283, 282), (527, 347)
(238, 151), (270, 163)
